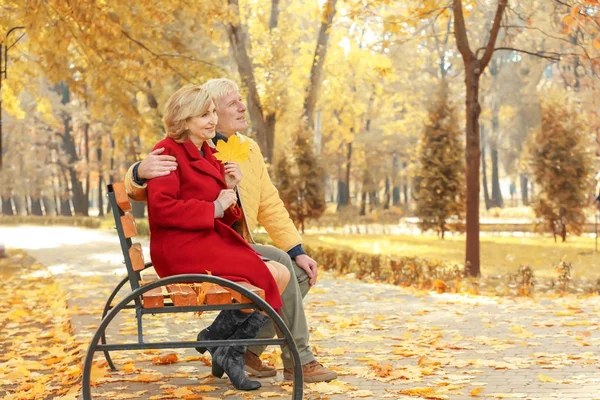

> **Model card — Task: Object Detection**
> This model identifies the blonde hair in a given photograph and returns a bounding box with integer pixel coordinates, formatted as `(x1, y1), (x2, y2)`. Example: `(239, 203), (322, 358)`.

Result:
(202, 79), (239, 100)
(163, 84), (213, 143)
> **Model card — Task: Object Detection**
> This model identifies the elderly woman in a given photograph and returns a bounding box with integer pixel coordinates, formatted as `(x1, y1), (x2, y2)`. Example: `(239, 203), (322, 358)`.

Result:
(146, 84), (290, 391)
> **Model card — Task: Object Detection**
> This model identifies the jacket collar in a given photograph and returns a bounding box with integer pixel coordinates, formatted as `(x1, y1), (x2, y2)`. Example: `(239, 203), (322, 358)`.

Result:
(182, 139), (225, 185)
(212, 132), (228, 145)
(211, 132), (254, 151)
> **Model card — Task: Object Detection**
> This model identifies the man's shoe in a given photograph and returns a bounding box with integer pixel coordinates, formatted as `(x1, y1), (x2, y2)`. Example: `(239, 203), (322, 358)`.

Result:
(283, 360), (338, 383)
(244, 351), (277, 377)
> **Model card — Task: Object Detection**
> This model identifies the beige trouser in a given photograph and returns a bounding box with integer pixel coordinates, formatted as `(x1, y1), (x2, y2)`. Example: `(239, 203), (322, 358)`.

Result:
(249, 244), (314, 368)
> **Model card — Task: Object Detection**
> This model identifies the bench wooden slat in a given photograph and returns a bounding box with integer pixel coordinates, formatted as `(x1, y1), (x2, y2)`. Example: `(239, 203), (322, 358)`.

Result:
(120, 213), (138, 238)
(142, 286), (164, 308)
(139, 278), (262, 308)
(166, 284), (198, 307)
(141, 272), (159, 282)
(113, 182), (132, 212)
(205, 284), (232, 305)
(226, 282), (265, 304)
(129, 243), (145, 271)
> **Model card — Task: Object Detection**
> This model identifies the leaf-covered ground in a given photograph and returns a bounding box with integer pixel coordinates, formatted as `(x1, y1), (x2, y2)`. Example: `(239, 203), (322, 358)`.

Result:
(1, 226), (600, 400)
(0, 250), (85, 399)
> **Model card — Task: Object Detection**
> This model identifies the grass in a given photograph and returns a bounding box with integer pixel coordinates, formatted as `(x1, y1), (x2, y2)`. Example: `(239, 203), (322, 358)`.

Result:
(301, 233), (600, 280)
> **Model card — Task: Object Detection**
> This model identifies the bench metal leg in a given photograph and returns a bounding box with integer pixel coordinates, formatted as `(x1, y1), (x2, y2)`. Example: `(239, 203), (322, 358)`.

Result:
(82, 274), (303, 400)
(99, 276), (129, 370)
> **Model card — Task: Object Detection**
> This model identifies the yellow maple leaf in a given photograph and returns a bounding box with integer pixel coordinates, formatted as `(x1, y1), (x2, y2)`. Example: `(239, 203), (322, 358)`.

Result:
(214, 135), (250, 163)
(470, 387), (484, 396)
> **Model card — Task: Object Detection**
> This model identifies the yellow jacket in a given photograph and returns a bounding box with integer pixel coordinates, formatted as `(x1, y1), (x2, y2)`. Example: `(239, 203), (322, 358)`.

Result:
(125, 134), (302, 252)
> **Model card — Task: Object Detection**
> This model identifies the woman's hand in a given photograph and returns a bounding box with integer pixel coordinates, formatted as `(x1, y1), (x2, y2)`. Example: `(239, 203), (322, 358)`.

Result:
(224, 162), (242, 189)
(216, 189), (238, 210)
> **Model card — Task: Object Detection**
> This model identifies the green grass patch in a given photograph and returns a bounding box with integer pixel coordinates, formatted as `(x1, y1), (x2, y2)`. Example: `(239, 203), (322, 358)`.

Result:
(301, 233), (600, 280)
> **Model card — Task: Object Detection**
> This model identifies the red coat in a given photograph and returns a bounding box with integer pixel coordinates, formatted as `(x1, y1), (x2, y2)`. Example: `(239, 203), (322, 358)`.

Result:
(146, 137), (282, 310)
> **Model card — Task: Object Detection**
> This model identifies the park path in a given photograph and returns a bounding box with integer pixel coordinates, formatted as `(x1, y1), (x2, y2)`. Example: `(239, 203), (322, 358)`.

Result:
(1, 225), (600, 400)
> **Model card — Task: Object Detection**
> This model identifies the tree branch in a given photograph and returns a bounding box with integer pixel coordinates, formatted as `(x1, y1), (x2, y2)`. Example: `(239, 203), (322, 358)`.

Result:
(480, 0), (508, 69)
(452, 0), (474, 61)
(486, 46), (591, 61)
(155, 53), (227, 72)
(120, 30), (194, 82)
(493, 46), (561, 61)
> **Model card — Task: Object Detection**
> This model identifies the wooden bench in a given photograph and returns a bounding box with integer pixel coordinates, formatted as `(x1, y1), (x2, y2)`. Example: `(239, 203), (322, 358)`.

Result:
(138, 271), (266, 308)
(81, 182), (303, 399)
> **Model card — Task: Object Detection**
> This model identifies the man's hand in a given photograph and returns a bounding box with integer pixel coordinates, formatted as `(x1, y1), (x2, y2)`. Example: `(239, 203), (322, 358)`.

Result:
(224, 162), (242, 189)
(138, 148), (178, 180)
(295, 254), (318, 286)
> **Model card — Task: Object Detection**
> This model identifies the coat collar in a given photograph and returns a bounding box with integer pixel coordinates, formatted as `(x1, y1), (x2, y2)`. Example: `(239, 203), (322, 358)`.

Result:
(182, 139), (225, 185)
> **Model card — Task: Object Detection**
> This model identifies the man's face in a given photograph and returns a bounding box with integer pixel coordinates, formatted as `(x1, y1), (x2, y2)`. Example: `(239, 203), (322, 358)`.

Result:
(215, 91), (248, 137)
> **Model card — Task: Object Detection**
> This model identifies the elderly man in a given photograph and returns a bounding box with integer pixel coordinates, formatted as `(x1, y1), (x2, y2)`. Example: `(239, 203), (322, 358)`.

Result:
(124, 79), (337, 383)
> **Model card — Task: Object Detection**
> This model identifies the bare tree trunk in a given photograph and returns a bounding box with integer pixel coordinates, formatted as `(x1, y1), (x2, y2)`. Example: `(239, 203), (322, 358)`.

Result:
(265, 113), (276, 163)
(520, 173), (529, 205)
(62, 119), (87, 215)
(489, 57), (504, 208)
(56, 83), (88, 216)
(392, 155), (400, 206)
(359, 191), (367, 216)
(490, 98), (503, 208)
(226, 0), (271, 160)
(345, 142), (352, 204)
(337, 142), (352, 209)
(384, 176), (391, 210)
(490, 144), (503, 207)
(83, 120), (91, 214)
(106, 137), (115, 215)
(453, 0), (507, 277)
(481, 125), (492, 209)
(270, 0), (280, 29)
(96, 146), (104, 217)
(403, 161), (409, 205)
(464, 68), (483, 276)
(303, 0), (338, 130)
(369, 191), (378, 211)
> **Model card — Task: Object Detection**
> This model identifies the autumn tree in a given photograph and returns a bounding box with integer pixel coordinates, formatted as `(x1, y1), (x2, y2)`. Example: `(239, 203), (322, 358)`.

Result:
(527, 91), (593, 242)
(224, 0), (338, 163)
(274, 155), (296, 217)
(415, 84), (464, 238)
(276, 131), (326, 233)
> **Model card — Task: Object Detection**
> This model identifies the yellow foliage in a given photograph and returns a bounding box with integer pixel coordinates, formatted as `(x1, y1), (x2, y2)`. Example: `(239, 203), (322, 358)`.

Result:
(214, 134), (251, 163)
(2, 82), (25, 119)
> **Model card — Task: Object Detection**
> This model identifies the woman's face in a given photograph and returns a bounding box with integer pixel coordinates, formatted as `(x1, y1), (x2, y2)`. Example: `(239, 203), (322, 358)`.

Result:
(187, 101), (218, 145)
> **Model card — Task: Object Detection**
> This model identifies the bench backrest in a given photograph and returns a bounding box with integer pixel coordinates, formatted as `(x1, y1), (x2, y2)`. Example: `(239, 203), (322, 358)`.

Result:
(107, 182), (145, 292)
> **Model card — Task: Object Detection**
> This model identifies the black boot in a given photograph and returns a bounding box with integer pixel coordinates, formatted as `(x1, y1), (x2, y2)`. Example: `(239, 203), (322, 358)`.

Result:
(211, 312), (270, 391)
(195, 310), (251, 354)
